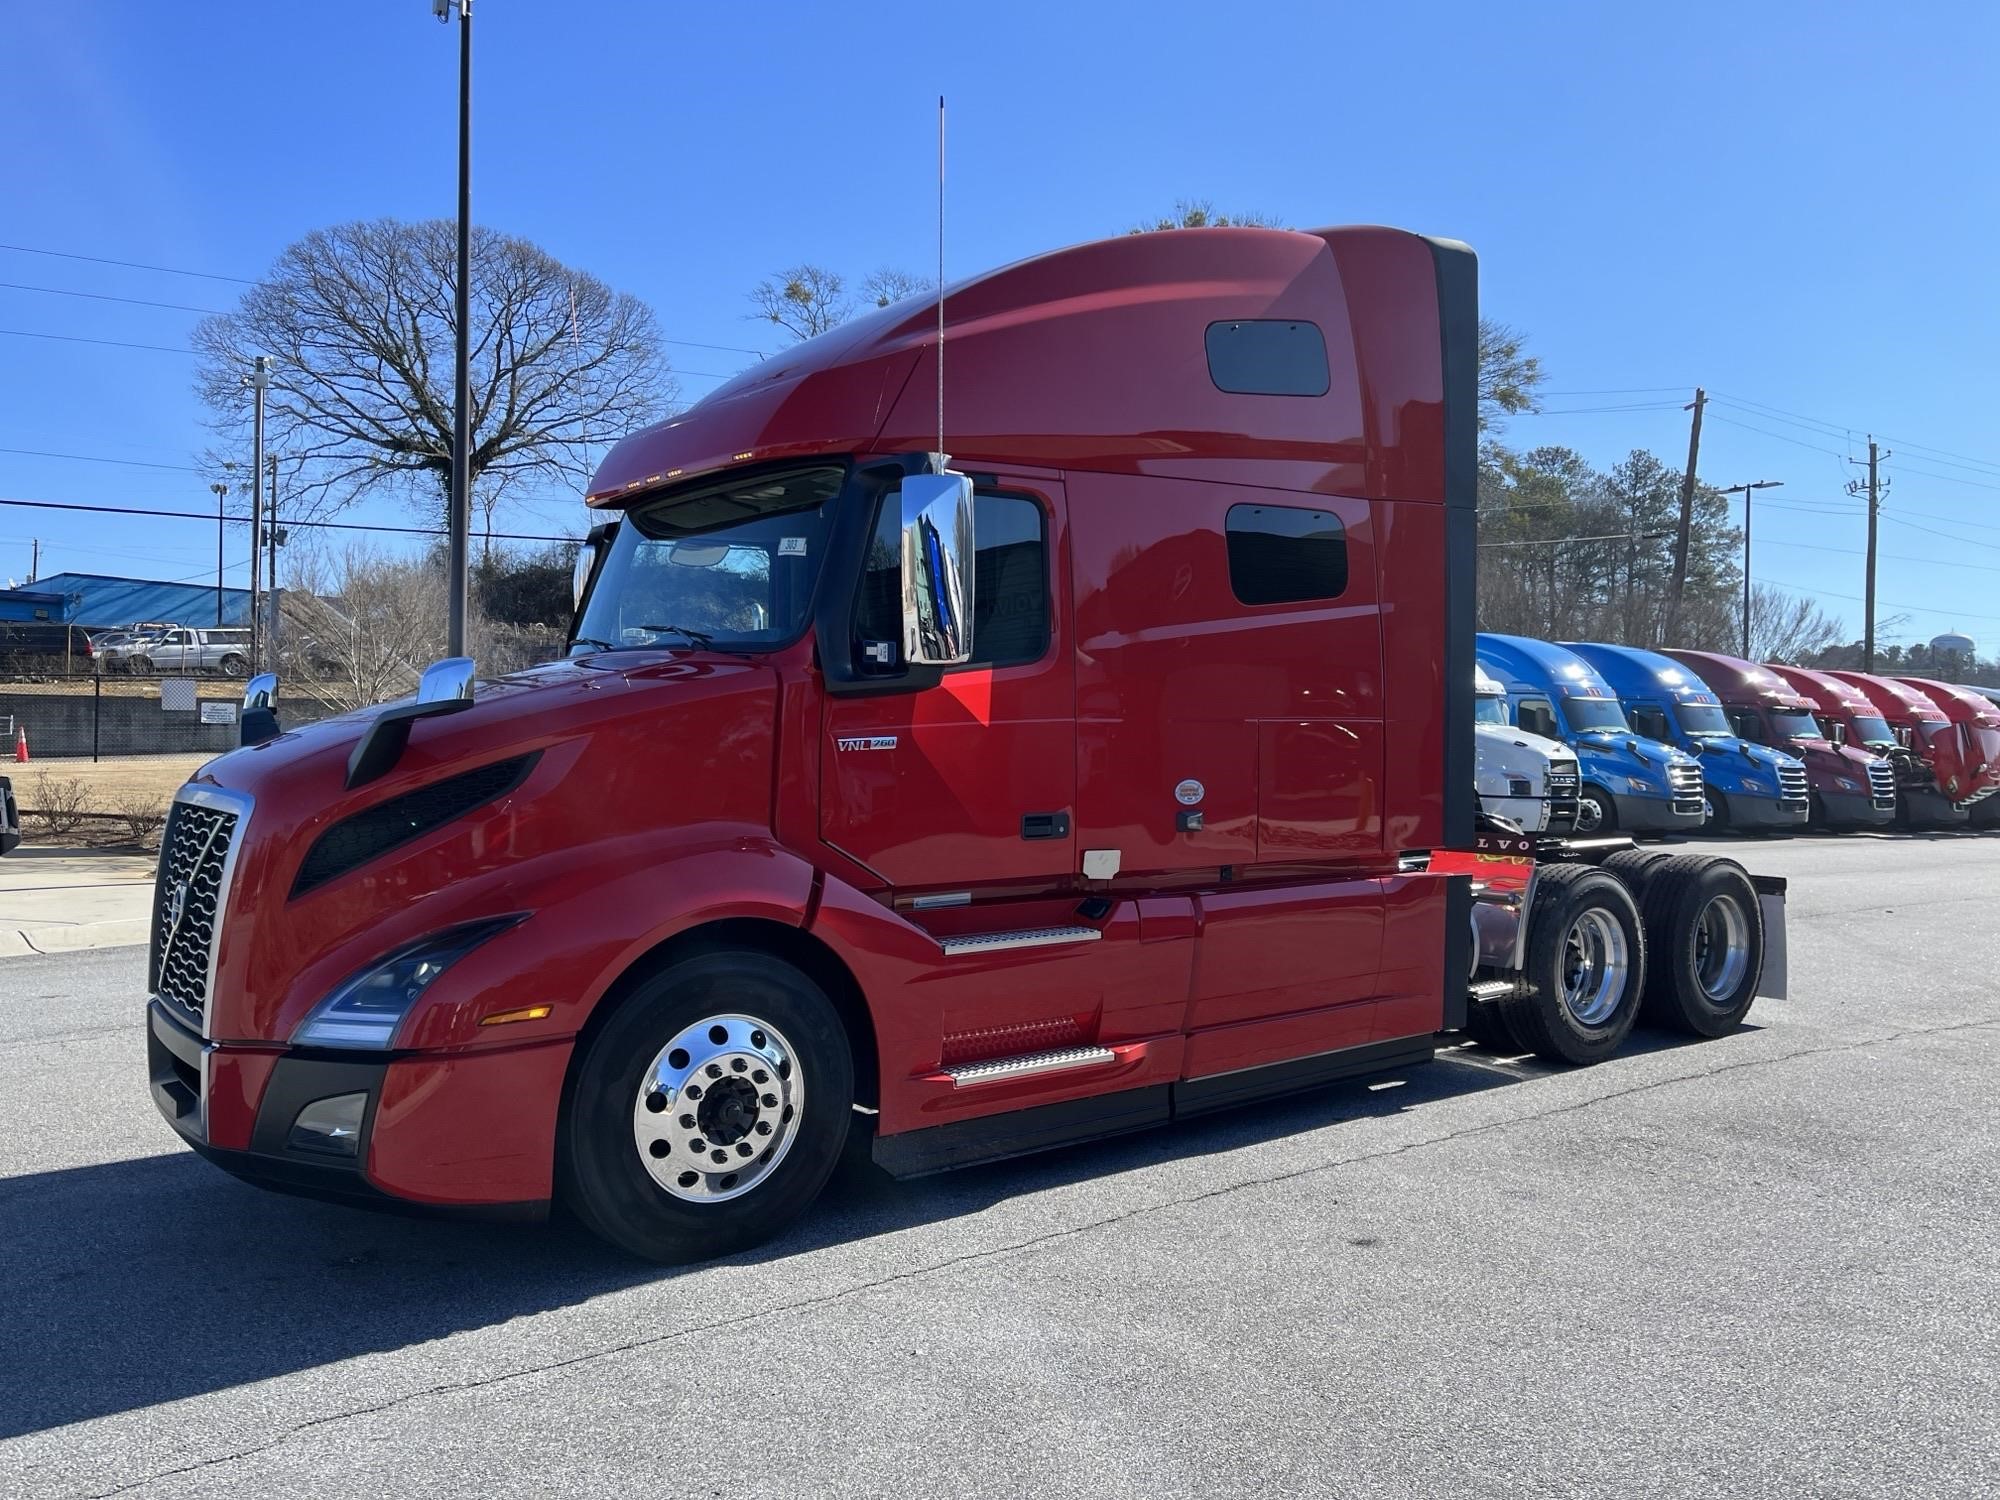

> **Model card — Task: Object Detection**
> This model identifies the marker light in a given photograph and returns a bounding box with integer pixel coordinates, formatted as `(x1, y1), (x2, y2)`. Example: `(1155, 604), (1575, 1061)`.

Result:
(293, 918), (520, 1050)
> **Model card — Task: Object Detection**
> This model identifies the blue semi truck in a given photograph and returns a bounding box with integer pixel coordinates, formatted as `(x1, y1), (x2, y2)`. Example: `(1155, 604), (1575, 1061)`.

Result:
(1475, 634), (1705, 836)
(1563, 642), (1810, 833)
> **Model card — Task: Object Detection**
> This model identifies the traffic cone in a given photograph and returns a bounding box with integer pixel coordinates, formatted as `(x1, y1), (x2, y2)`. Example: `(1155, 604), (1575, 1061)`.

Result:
(12, 726), (26, 763)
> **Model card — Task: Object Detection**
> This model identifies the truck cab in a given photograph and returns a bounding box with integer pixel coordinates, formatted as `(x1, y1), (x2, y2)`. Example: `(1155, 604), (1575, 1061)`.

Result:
(1663, 648), (1894, 829)
(1473, 663), (1579, 834)
(1766, 665), (1966, 826)
(1563, 642), (1807, 833)
(1893, 676), (2000, 825)
(1475, 634), (1704, 836)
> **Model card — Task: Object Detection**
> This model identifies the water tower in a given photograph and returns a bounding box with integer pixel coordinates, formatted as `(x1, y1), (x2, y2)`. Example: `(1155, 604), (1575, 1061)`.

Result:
(1931, 631), (1977, 659)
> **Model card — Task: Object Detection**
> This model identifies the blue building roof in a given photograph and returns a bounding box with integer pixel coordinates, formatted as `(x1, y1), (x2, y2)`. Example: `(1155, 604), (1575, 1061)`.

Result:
(15, 572), (253, 629)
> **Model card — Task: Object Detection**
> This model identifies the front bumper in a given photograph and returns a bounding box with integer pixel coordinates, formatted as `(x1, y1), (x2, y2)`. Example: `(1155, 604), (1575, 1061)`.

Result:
(1813, 788), (1896, 829)
(1611, 793), (1703, 834)
(1724, 795), (1811, 830)
(148, 999), (559, 1219)
(1900, 788), (1970, 827)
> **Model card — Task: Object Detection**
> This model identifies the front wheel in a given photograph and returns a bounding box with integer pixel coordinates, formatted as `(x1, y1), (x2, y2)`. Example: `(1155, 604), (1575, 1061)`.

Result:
(1574, 784), (1617, 835)
(560, 950), (854, 1263)
(129, 655), (154, 674)
(219, 653), (248, 677)
(1705, 790), (1731, 833)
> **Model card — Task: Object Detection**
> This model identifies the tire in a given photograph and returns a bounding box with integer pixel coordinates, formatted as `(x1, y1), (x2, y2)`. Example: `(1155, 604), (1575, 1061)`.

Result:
(219, 653), (248, 677)
(1500, 864), (1646, 1065)
(1706, 790), (1731, 833)
(559, 949), (854, 1264)
(1575, 784), (1617, 835)
(1631, 855), (1764, 1037)
(1462, 994), (1530, 1052)
(130, 655), (154, 674)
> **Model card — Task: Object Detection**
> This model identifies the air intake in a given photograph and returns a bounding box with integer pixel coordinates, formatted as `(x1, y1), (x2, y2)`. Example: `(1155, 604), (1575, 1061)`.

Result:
(291, 752), (538, 898)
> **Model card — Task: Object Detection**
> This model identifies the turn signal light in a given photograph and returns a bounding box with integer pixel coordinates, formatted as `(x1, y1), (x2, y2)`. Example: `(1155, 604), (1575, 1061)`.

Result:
(480, 1004), (553, 1027)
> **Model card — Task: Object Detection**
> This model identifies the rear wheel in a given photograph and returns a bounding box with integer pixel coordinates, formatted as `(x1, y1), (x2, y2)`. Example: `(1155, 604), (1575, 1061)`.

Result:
(560, 949), (853, 1263)
(1575, 785), (1617, 835)
(1501, 864), (1646, 1065)
(1631, 855), (1764, 1036)
(129, 655), (154, 674)
(219, 653), (248, 677)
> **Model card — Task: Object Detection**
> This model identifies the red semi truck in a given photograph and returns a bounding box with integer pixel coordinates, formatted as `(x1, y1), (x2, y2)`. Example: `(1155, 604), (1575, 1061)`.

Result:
(1894, 677), (2000, 826)
(145, 227), (1787, 1262)
(1662, 649), (1895, 829)
(1764, 665), (1966, 826)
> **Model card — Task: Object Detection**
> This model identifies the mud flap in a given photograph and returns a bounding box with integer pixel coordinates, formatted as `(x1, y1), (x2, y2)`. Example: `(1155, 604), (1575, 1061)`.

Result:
(1752, 874), (1787, 1000)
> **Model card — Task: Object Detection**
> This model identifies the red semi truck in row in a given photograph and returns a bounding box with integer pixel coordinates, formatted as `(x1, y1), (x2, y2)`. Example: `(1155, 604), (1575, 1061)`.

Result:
(1894, 676), (2000, 825)
(1764, 665), (1967, 827)
(145, 227), (1787, 1262)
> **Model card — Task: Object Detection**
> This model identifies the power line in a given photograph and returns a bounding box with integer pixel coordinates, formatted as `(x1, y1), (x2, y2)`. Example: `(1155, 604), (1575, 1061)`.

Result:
(1537, 386), (1690, 397)
(0, 495), (576, 543)
(1759, 574), (2000, 625)
(0, 446), (199, 472)
(0, 327), (196, 356)
(0, 242), (256, 285)
(1522, 402), (1684, 416)
(0, 280), (226, 316)
(1758, 536), (2000, 573)
(1704, 413), (1848, 457)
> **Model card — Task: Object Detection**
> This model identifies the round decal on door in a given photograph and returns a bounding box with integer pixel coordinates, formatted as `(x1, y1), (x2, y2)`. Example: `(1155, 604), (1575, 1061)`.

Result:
(1173, 778), (1206, 806)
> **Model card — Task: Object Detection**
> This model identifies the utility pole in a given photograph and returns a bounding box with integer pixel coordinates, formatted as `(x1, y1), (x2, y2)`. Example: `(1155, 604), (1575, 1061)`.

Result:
(1847, 437), (1888, 671)
(265, 454), (283, 659)
(1719, 480), (1783, 658)
(436, 0), (474, 658)
(244, 355), (271, 671)
(1666, 387), (1706, 642)
(209, 483), (229, 625)
(27, 538), (37, 583)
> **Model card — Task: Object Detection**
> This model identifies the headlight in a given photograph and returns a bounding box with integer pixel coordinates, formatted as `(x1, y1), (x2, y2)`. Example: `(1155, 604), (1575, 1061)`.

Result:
(1836, 778), (1859, 792)
(292, 917), (520, 1049)
(1627, 777), (1649, 793)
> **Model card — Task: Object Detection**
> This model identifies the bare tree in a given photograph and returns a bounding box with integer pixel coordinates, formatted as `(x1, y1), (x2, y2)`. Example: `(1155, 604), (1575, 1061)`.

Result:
(749, 265), (852, 341)
(194, 218), (676, 530)
(862, 267), (927, 308)
(1746, 583), (1847, 663)
(280, 544), (448, 712)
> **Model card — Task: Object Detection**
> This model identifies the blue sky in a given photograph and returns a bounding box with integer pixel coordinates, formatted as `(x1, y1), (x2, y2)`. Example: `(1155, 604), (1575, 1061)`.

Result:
(4, 0), (1997, 649)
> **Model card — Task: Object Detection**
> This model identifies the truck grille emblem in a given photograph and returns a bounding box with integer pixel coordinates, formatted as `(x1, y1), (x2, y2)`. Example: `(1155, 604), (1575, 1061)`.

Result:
(165, 880), (189, 932)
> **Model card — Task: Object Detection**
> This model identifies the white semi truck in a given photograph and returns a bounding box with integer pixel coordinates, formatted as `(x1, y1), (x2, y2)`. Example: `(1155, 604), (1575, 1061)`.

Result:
(1475, 664), (1579, 834)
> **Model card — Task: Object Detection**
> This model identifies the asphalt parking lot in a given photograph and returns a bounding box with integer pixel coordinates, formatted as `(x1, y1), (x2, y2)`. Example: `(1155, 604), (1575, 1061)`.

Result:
(3, 832), (1997, 1498)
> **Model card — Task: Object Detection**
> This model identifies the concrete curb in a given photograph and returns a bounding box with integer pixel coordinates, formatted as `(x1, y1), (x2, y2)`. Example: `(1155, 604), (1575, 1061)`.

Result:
(0, 918), (151, 960)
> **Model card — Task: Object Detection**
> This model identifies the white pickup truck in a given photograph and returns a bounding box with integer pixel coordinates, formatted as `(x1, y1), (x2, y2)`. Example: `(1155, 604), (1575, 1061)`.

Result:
(1475, 663), (1580, 834)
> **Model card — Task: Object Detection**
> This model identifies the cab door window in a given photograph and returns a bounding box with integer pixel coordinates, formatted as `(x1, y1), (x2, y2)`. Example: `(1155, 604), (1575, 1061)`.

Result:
(1516, 698), (1559, 739)
(1628, 704), (1671, 742)
(853, 490), (1050, 671)
(1729, 709), (1766, 743)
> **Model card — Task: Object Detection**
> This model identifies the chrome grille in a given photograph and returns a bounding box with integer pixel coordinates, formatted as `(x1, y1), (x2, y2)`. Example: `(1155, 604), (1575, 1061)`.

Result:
(1776, 763), (1809, 805)
(1866, 758), (1897, 808)
(150, 795), (243, 1029)
(1668, 762), (1706, 815)
(1545, 762), (1580, 829)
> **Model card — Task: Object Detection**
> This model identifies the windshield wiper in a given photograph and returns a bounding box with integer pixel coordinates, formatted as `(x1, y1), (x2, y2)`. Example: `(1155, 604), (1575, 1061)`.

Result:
(639, 623), (716, 650)
(570, 636), (621, 654)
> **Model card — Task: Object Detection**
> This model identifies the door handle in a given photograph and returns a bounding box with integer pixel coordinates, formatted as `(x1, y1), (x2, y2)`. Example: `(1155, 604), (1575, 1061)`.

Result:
(1020, 812), (1070, 841)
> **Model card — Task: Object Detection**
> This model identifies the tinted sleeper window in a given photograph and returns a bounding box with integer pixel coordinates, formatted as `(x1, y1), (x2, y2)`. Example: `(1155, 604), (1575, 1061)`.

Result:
(1226, 504), (1347, 605)
(1205, 320), (1331, 396)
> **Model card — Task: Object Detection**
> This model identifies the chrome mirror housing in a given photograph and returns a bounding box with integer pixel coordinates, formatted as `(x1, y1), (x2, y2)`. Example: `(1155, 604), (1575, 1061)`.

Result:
(240, 672), (280, 748)
(899, 470), (975, 667)
(417, 657), (476, 706)
(243, 673), (278, 713)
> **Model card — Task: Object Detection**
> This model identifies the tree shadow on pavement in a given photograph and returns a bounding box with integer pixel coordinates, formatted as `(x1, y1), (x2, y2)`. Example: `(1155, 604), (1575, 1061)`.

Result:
(0, 1024), (1735, 1439)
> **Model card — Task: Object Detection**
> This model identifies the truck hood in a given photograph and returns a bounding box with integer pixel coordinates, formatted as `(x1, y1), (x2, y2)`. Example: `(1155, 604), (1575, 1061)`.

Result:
(1571, 729), (1697, 769)
(189, 652), (782, 1043)
(1474, 722), (1573, 766)
(1690, 738), (1801, 775)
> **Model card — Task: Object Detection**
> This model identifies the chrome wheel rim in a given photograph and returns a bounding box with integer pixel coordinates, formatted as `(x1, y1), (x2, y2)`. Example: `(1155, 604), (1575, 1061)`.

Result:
(631, 1014), (803, 1203)
(1560, 908), (1629, 1027)
(1575, 795), (1606, 834)
(1693, 894), (1750, 1003)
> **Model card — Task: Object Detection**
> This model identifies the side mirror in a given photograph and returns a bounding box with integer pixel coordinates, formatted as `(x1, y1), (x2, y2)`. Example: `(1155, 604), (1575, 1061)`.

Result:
(240, 672), (280, 748)
(346, 657), (477, 789)
(417, 656), (476, 705)
(1894, 725), (1912, 748)
(1830, 722), (1847, 748)
(899, 471), (975, 667)
(573, 520), (619, 614)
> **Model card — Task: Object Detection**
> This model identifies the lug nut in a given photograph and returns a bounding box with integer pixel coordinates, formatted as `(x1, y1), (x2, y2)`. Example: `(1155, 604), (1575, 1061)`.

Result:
(711, 1150), (728, 1164)
(755, 1121), (772, 1136)
(731, 1057), (747, 1072)
(685, 1084), (702, 1099)
(706, 1062), (723, 1079)
(680, 1114), (696, 1129)
(761, 1093), (778, 1108)
(752, 1069), (768, 1085)
(736, 1143), (753, 1158)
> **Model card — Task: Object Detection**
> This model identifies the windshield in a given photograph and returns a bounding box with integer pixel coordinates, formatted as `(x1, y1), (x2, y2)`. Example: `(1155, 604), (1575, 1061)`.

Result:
(1850, 714), (1894, 747)
(1674, 702), (1734, 737)
(1563, 696), (1630, 732)
(1475, 695), (1509, 725)
(571, 466), (845, 655)
(1767, 708), (1823, 742)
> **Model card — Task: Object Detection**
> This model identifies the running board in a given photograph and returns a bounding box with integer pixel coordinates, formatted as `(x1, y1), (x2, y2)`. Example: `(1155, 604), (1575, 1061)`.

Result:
(936, 925), (1101, 957)
(944, 1046), (1116, 1089)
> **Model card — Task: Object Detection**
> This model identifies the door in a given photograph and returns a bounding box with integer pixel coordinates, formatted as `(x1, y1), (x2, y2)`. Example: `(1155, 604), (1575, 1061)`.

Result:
(820, 475), (1076, 892)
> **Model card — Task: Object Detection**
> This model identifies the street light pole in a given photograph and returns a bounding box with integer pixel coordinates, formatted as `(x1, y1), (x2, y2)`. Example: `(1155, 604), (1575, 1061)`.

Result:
(1720, 479), (1783, 658)
(437, 0), (473, 658)
(210, 482), (229, 626)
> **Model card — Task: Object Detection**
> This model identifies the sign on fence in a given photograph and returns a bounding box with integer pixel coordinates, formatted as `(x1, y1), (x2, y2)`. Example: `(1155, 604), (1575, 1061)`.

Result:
(198, 701), (238, 726)
(160, 679), (198, 713)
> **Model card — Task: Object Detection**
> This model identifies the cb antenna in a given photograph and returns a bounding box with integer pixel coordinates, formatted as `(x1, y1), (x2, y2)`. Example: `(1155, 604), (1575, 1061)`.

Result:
(936, 94), (946, 460)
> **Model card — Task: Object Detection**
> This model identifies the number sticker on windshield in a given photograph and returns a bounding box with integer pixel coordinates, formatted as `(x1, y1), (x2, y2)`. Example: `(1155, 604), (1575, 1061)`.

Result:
(778, 537), (808, 556)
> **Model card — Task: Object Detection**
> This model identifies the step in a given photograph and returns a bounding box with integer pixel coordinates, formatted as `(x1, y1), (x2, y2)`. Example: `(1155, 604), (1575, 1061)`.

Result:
(944, 1045), (1117, 1088)
(936, 925), (1101, 957)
